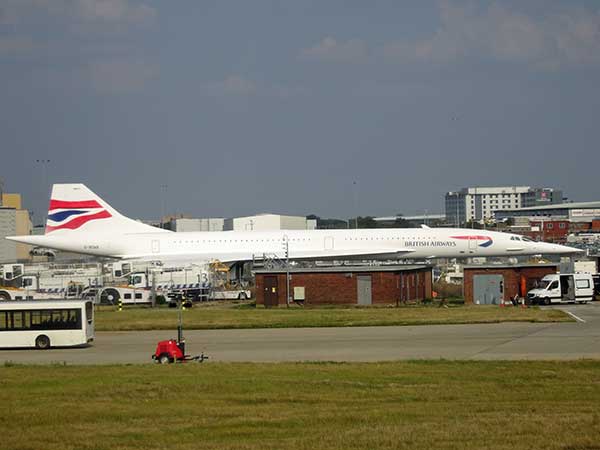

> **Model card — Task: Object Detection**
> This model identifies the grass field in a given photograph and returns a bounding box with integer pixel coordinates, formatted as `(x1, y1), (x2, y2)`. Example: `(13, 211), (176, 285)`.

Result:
(1, 361), (599, 450)
(94, 304), (571, 331)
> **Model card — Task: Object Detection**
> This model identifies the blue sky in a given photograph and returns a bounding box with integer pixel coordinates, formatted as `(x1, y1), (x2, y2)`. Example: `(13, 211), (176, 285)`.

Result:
(1, 0), (599, 224)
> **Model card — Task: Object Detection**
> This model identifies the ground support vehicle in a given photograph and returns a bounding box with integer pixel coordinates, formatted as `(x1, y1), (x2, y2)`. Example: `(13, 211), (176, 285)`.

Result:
(0, 300), (94, 349)
(152, 338), (208, 364)
(527, 273), (594, 305)
(0, 263), (102, 301)
(152, 295), (207, 363)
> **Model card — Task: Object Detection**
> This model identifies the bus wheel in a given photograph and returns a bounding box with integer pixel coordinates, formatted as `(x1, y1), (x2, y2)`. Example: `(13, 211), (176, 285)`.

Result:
(101, 288), (120, 305)
(544, 297), (551, 306)
(35, 335), (51, 349)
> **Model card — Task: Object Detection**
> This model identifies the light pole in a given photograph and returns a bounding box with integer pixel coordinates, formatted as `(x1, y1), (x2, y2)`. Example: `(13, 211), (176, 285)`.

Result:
(160, 184), (168, 229)
(353, 180), (358, 229)
(35, 159), (50, 226)
(283, 235), (290, 307)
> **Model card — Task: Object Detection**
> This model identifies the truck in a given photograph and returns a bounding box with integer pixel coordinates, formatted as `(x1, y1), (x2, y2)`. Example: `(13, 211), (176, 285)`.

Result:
(0, 263), (102, 301)
(527, 273), (595, 305)
(87, 261), (251, 305)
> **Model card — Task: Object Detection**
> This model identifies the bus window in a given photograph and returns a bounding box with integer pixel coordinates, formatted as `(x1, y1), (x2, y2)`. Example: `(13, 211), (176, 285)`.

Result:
(12, 311), (24, 330)
(0, 312), (7, 330)
(30, 311), (43, 329)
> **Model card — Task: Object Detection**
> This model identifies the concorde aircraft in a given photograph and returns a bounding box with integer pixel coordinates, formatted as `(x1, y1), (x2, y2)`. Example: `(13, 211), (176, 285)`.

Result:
(6, 184), (581, 263)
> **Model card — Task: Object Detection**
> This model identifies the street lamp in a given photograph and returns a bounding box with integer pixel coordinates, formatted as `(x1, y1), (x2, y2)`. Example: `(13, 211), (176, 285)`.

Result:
(35, 159), (50, 225)
(160, 184), (168, 229)
(353, 180), (358, 229)
(283, 235), (290, 307)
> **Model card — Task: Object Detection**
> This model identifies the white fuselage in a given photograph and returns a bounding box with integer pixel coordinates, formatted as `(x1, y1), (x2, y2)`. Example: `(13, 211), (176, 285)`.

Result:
(18, 227), (578, 263)
(7, 183), (581, 265)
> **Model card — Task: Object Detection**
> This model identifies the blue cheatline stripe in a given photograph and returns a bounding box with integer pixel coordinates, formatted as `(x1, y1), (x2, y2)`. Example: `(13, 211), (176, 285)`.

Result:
(47, 209), (88, 222)
(479, 240), (493, 247)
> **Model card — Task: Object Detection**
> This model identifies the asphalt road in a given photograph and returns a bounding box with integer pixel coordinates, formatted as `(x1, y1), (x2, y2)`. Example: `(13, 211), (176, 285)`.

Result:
(1, 304), (600, 364)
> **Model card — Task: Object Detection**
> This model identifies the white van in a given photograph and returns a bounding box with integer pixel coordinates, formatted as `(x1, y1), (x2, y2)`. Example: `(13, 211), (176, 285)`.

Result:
(527, 273), (594, 305)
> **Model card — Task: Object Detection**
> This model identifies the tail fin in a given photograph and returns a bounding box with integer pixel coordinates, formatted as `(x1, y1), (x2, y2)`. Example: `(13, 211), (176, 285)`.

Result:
(45, 184), (168, 235)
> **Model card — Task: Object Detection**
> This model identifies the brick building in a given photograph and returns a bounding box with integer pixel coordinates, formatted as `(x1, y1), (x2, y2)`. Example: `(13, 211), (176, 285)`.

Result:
(463, 264), (558, 305)
(255, 265), (432, 307)
(525, 220), (571, 243)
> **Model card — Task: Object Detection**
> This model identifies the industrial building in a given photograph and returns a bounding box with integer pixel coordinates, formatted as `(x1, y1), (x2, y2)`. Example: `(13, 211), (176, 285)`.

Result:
(0, 192), (32, 263)
(169, 218), (225, 232)
(445, 186), (563, 225)
(255, 265), (432, 307)
(224, 214), (317, 232)
(463, 264), (558, 305)
(494, 201), (600, 244)
(494, 201), (600, 222)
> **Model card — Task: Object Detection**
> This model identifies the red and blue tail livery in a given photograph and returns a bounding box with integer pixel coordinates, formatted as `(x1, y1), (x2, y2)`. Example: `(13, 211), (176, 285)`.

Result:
(450, 235), (494, 248)
(45, 199), (112, 233)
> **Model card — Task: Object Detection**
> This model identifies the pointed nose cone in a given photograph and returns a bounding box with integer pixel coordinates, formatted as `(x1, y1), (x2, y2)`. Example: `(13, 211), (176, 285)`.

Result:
(540, 242), (584, 255)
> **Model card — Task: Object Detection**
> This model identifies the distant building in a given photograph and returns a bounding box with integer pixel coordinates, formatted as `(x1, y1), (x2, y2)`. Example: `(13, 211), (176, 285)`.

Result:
(445, 186), (563, 225)
(170, 218), (225, 232)
(374, 214), (446, 228)
(521, 188), (563, 208)
(0, 193), (32, 262)
(0, 208), (17, 262)
(494, 201), (600, 222)
(1, 193), (23, 209)
(224, 214), (316, 231)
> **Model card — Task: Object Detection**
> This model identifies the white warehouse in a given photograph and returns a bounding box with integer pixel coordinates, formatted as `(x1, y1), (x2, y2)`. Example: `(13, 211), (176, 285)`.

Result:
(170, 218), (225, 232)
(224, 214), (317, 231)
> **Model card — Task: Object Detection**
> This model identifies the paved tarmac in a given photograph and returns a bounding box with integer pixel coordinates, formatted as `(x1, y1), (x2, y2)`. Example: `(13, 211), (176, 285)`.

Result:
(1, 304), (599, 364)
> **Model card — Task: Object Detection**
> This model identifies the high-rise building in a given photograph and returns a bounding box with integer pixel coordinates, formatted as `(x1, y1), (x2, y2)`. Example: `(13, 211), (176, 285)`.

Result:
(445, 186), (563, 225)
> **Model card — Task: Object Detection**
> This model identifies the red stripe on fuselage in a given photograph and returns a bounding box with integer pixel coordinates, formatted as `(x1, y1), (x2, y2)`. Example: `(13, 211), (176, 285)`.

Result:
(451, 235), (491, 240)
(49, 199), (102, 210)
(45, 210), (111, 233)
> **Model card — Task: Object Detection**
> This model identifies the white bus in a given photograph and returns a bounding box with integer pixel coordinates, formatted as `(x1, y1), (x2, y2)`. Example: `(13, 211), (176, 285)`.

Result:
(0, 300), (94, 349)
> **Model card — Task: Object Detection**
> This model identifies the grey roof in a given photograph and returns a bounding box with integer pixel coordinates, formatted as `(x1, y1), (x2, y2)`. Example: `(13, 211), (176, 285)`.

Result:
(254, 265), (430, 274)
(498, 201), (600, 212)
(374, 214), (446, 221)
(463, 263), (558, 270)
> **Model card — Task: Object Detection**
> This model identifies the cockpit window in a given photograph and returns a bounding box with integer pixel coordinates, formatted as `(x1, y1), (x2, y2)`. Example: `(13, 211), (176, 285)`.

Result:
(522, 236), (534, 242)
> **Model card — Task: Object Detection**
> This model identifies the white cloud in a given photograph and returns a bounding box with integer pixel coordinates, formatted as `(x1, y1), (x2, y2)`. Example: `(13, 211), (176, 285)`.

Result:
(381, 1), (600, 68)
(88, 59), (157, 93)
(300, 37), (368, 63)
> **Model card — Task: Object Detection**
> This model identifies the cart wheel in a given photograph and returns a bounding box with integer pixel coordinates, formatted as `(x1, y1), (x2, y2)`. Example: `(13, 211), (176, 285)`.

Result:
(158, 354), (171, 364)
(35, 335), (51, 349)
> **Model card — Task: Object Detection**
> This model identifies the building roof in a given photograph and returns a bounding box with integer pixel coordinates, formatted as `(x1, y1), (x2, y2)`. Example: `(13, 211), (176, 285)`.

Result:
(498, 201), (600, 213)
(374, 214), (445, 222)
(463, 263), (558, 270)
(254, 265), (430, 274)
